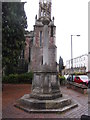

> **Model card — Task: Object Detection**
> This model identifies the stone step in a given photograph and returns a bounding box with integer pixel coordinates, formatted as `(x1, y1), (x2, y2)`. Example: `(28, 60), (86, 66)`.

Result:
(30, 92), (62, 100)
(14, 94), (78, 113)
(15, 99), (78, 113)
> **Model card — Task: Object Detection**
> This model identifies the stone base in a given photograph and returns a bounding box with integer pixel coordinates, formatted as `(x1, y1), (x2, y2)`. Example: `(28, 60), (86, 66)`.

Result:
(30, 92), (62, 100)
(14, 94), (78, 113)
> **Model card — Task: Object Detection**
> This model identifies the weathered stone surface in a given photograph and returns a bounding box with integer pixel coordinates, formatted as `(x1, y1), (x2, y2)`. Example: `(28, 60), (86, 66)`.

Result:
(15, 94), (78, 112)
(43, 24), (49, 65)
(31, 71), (61, 97)
(15, 0), (78, 113)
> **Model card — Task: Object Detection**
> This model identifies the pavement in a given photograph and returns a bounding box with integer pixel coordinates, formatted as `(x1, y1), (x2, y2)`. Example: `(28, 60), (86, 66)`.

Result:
(2, 84), (89, 119)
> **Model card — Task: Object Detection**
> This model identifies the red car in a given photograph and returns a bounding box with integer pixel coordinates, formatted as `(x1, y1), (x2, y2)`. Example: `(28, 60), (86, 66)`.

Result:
(74, 75), (90, 86)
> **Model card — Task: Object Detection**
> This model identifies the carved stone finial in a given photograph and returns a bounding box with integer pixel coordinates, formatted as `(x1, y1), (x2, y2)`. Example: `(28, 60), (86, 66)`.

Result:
(42, 17), (50, 25)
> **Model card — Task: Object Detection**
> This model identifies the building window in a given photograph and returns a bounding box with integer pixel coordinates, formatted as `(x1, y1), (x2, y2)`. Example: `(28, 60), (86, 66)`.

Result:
(80, 58), (81, 61)
(84, 63), (85, 67)
(40, 31), (42, 47)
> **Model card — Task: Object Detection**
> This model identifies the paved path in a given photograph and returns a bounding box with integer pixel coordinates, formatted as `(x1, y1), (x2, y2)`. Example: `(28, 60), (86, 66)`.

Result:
(2, 84), (89, 119)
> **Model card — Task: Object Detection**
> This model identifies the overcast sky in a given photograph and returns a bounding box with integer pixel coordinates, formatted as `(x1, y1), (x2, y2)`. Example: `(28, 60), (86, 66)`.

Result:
(22, 0), (89, 65)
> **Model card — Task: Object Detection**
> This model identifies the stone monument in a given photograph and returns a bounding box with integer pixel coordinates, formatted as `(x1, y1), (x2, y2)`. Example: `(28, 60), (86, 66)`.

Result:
(15, 0), (78, 113)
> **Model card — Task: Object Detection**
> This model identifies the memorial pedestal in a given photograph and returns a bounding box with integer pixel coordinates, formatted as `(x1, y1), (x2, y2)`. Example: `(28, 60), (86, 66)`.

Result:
(15, 68), (78, 113)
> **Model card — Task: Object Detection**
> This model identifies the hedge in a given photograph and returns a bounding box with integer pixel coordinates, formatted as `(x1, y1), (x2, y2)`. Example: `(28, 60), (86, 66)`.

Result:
(59, 76), (67, 85)
(2, 72), (33, 84)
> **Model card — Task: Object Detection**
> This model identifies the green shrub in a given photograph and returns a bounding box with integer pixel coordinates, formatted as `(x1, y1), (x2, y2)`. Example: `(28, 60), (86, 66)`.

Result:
(59, 76), (67, 85)
(2, 72), (33, 84)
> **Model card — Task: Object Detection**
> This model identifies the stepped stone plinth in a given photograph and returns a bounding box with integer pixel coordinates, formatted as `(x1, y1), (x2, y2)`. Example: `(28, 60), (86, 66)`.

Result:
(15, 94), (78, 113)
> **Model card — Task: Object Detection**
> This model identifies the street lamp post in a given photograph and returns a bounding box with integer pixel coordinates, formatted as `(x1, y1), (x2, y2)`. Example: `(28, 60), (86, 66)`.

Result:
(71, 35), (80, 73)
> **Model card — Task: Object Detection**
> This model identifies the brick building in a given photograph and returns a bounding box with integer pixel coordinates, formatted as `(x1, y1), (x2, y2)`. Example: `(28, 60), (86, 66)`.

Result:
(24, 31), (34, 63)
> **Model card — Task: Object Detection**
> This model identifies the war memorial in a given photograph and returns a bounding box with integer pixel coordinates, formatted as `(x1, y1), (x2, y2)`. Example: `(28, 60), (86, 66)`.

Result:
(15, 0), (78, 113)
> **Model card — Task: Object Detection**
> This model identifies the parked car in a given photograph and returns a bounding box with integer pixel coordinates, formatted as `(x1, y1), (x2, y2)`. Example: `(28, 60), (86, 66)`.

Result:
(74, 75), (90, 86)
